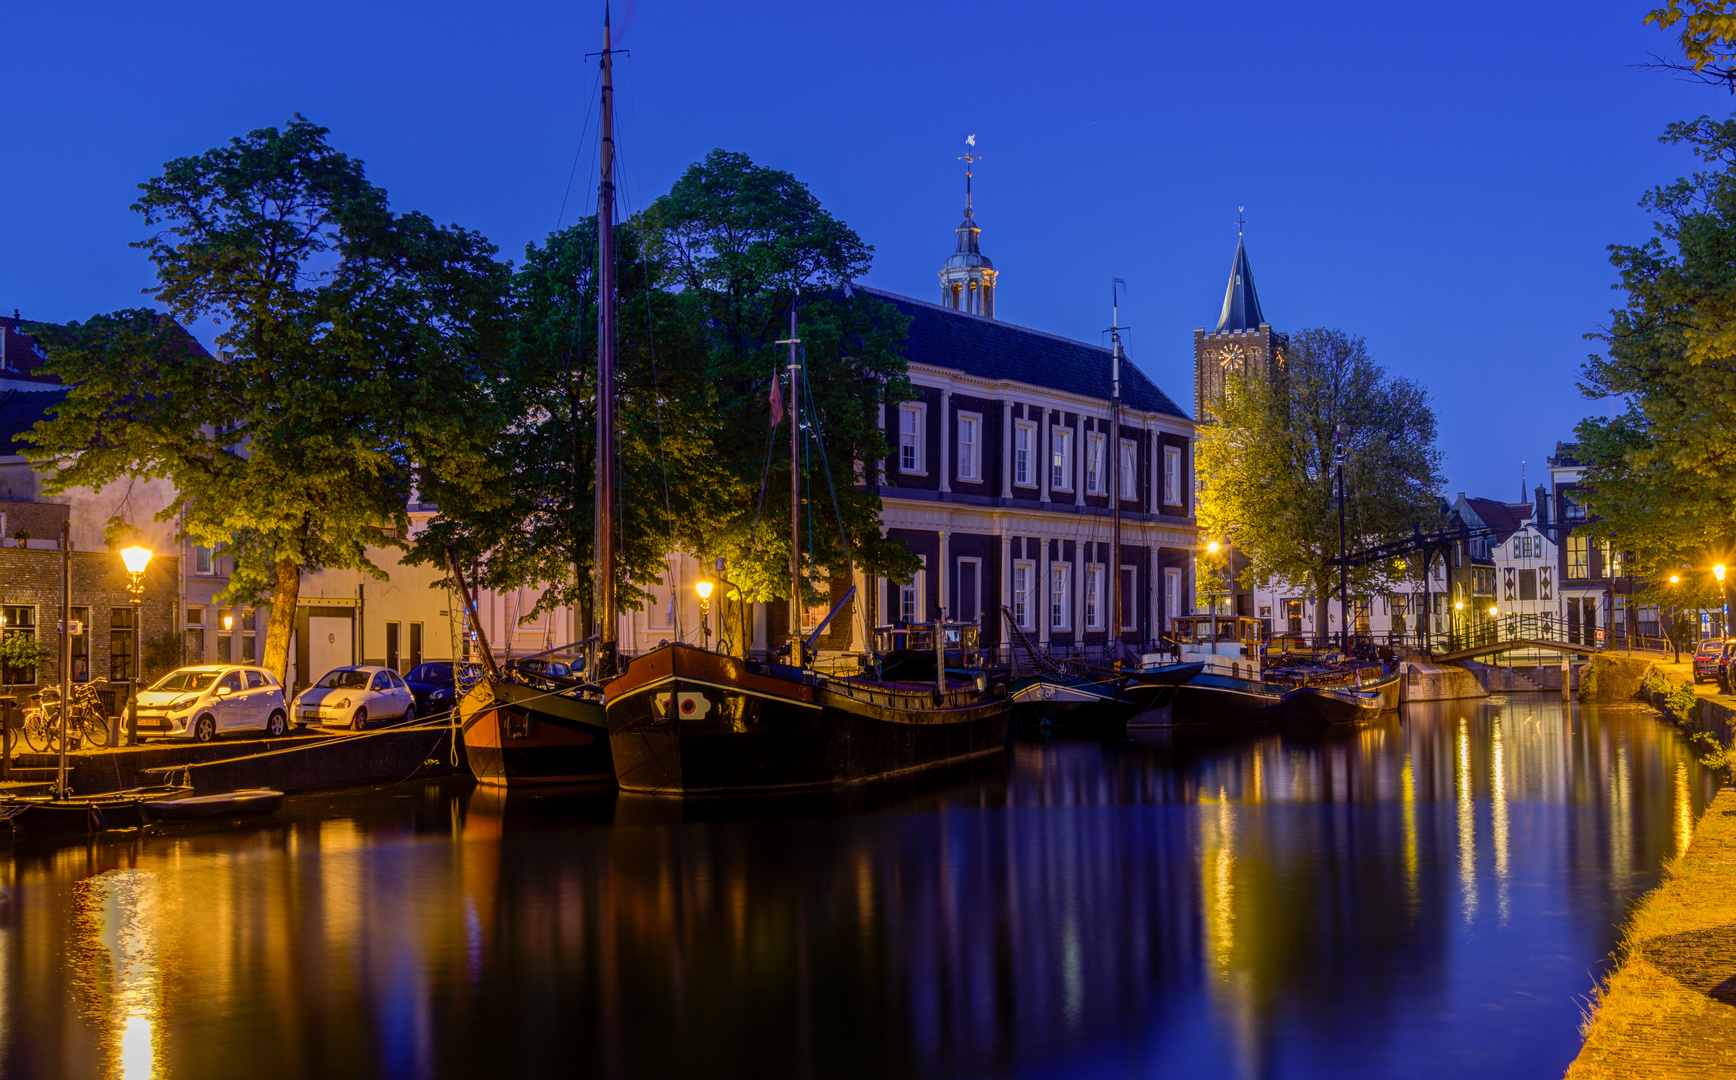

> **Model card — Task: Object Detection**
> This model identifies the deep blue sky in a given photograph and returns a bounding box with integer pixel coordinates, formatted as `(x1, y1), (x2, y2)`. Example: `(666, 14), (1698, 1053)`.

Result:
(1, 1), (1716, 499)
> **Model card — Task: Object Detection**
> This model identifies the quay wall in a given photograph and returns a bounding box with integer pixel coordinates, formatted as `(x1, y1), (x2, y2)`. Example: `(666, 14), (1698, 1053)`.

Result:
(1399, 661), (1487, 702)
(13, 725), (467, 795)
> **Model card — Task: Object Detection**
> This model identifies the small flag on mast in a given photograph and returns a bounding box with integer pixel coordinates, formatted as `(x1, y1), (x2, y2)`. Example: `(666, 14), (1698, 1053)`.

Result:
(769, 369), (784, 426)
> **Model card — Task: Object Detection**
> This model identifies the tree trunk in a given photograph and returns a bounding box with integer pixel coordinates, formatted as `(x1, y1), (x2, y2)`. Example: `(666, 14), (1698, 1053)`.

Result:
(262, 556), (301, 690)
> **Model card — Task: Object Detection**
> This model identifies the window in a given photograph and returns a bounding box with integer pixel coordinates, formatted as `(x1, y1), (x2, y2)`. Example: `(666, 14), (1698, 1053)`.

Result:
(193, 545), (214, 575)
(1014, 422), (1036, 486)
(1051, 427), (1073, 491)
(1085, 565), (1104, 630)
(386, 622), (401, 672)
(218, 671), (243, 693)
(649, 560), (677, 630)
(1013, 561), (1035, 630)
(1120, 566), (1137, 630)
(409, 623), (423, 669)
(899, 404), (924, 474)
(1602, 540), (1622, 579)
(246, 670), (268, 689)
(371, 671), (394, 692)
(1085, 433), (1106, 494)
(1164, 445), (1181, 505)
(1167, 569), (1183, 632)
(1118, 439), (1137, 500)
(1567, 536), (1589, 580)
(1519, 569), (1538, 600)
(1, 605), (38, 686)
(70, 606), (89, 683)
(957, 558), (982, 624)
(1050, 564), (1071, 630)
(900, 557), (925, 623)
(111, 607), (136, 682)
(956, 413), (981, 482)
(1563, 494), (1586, 521)
(1284, 598), (1304, 634)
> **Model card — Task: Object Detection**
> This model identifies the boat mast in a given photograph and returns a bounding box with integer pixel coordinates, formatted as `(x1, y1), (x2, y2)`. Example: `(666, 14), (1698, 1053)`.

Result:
(594, 7), (618, 681)
(779, 309), (804, 668)
(57, 519), (69, 798)
(1337, 422), (1348, 653)
(1109, 283), (1124, 663)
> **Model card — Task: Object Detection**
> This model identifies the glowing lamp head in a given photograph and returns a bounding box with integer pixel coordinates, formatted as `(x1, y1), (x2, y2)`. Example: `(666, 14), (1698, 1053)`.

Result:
(222, 614), (234, 631)
(695, 580), (714, 601)
(1718, 564), (1727, 583)
(1206, 541), (1219, 554)
(120, 546), (153, 574)
(1454, 601), (1463, 611)
(1489, 606), (1499, 617)
(1670, 575), (1681, 584)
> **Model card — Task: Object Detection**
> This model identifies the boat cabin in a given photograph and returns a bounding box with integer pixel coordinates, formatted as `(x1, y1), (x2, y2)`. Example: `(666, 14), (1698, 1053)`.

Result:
(1170, 615), (1267, 680)
(874, 621), (982, 663)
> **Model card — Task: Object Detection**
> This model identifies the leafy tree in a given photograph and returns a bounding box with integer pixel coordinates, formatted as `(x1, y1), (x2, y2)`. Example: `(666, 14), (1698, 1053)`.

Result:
(1646, 2), (1736, 91)
(408, 216), (725, 629)
(642, 149), (917, 605)
(1196, 328), (1444, 633)
(1578, 115), (1736, 575)
(23, 116), (510, 686)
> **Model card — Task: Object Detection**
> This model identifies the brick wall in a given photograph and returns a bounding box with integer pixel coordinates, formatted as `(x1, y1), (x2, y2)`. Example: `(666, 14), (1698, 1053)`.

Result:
(0, 547), (180, 691)
(0, 499), (70, 544)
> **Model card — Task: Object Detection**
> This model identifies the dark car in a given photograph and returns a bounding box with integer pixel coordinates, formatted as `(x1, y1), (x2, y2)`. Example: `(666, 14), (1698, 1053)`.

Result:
(1692, 640), (1730, 684)
(403, 662), (482, 716)
(510, 657), (584, 691)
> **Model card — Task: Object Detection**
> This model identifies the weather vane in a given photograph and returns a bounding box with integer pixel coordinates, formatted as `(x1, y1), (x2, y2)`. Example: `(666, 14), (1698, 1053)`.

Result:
(1237, 206), (1246, 236)
(959, 134), (979, 216)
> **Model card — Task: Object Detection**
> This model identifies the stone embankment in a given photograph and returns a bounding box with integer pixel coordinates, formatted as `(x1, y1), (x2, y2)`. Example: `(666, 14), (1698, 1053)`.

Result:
(1567, 653), (1736, 1077)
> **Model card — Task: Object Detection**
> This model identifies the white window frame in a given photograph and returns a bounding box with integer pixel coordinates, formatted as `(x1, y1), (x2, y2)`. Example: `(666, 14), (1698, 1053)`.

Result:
(956, 412), (981, 483)
(1119, 565), (1137, 631)
(1163, 445), (1181, 505)
(648, 558), (678, 630)
(899, 555), (927, 624)
(1050, 426), (1073, 492)
(193, 544), (215, 575)
(898, 403), (926, 475)
(1014, 421), (1036, 487)
(1165, 568), (1182, 633)
(1118, 439), (1137, 500)
(1085, 432), (1106, 495)
(957, 556), (982, 625)
(1013, 560), (1035, 630)
(1084, 564), (1104, 630)
(1050, 563), (1071, 631)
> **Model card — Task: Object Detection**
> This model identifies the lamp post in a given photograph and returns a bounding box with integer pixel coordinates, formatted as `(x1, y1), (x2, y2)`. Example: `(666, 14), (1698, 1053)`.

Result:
(1717, 563), (1728, 640)
(695, 579), (714, 652)
(1669, 574), (1682, 663)
(120, 545), (152, 747)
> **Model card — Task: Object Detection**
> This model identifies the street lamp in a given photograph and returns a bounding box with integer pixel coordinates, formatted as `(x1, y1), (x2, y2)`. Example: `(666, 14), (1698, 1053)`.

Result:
(695, 579), (714, 652)
(119, 545), (152, 746)
(1668, 574), (1683, 662)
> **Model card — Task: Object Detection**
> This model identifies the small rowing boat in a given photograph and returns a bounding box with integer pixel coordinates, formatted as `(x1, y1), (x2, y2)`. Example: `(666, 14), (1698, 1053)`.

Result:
(139, 788), (283, 823)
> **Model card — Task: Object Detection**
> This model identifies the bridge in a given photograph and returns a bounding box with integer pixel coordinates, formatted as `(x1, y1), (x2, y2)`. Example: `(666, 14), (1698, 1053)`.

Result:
(1429, 613), (1667, 664)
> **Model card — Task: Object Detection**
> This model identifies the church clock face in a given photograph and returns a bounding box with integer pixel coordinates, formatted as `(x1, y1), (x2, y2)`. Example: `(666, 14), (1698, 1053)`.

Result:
(1219, 343), (1246, 372)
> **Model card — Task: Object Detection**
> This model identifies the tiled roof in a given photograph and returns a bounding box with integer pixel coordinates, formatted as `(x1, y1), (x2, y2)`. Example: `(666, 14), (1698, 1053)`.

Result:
(0, 316), (58, 385)
(0, 387), (68, 456)
(856, 286), (1189, 419)
(1463, 497), (1541, 543)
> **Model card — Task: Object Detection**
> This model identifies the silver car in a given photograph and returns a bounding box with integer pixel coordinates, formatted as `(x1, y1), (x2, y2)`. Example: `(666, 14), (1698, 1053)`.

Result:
(134, 665), (289, 742)
(293, 666), (417, 730)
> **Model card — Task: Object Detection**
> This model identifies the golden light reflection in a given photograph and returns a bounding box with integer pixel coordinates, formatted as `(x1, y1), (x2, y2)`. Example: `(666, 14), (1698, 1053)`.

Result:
(74, 869), (163, 1080)
(1675, 758), (1694, 857)
(1401, 756), (1418, 915)
(1491, 715), (1510, 924)
(1612, 742), (1632, 887)
(1201, 786), (1237, 974)
(1456, 717), (1477, 923)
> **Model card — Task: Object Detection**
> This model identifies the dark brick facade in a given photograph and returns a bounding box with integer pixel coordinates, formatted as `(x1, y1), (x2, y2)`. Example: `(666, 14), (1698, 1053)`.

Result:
(0, 546), (181, 691)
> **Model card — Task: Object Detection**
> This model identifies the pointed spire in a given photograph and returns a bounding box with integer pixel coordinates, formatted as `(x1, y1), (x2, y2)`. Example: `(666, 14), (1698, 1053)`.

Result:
(1214, 221), (1265, 333)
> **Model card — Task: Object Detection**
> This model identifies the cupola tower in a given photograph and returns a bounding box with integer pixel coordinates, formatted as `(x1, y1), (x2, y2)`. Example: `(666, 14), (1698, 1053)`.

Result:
(939, 137), (996, 318)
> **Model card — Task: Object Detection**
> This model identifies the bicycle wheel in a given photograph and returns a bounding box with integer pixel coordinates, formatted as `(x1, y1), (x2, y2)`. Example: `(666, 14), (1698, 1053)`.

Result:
(23, 712), (58, 754)
(80, 707), (112, 749)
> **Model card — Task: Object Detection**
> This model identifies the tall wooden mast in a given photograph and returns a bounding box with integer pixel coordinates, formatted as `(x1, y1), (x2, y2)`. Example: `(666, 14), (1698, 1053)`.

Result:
(1109, 284), (1125, 661)
(779, 309), (804, 667)
(594, 7), (619, 679)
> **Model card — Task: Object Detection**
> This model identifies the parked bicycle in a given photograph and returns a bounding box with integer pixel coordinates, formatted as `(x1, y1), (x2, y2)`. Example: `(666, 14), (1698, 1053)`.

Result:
(19, 685), (112, 753)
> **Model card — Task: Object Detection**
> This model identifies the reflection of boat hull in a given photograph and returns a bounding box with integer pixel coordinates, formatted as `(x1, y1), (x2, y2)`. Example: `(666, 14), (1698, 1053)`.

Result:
(1172, 673), (1284, 723)
(0, 789), (187, 835)
(1123, 662), (1205, 711)
(1281, 685), (1384, 725)
(606, 643), (1010, 794)
(1009, 674), (1138, 729)
(459, 678), (613, 787)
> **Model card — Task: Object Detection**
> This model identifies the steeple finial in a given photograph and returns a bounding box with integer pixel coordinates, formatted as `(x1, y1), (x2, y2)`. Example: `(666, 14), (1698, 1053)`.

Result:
(959, 134), (978, 217)
(1237, 205), (1245, 236)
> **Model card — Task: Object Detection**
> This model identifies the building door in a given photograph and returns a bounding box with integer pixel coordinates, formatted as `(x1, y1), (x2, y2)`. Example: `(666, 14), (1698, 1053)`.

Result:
(957, 559), (981, 626)
(307, 616), (353, 687)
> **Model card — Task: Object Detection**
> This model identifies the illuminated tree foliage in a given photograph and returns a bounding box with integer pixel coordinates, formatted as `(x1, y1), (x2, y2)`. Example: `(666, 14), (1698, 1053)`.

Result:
(1579, 114), (1736, 573)
(23, 116), (510, 686)
(1647, 2), (1736, 91)
(1196, 329), (1444, 626)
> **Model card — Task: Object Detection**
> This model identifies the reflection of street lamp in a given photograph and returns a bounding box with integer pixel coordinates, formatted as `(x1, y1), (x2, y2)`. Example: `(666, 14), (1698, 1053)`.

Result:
(695, 579), (714, 652)
(119, 546), (153, 746)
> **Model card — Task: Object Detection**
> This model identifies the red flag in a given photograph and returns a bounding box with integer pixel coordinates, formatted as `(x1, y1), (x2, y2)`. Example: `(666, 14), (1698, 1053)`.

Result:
(769, 370), (784, 426)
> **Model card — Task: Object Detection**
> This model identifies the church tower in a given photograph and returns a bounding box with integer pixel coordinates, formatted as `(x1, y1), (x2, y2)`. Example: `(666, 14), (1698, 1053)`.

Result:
(1193, 221), (1280, 421)
(939, 140), (996, 318)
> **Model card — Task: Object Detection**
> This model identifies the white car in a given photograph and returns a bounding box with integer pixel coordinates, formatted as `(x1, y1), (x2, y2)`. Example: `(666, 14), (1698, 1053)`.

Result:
(135, 665), (289, 742)
(294, 666), (417, 730)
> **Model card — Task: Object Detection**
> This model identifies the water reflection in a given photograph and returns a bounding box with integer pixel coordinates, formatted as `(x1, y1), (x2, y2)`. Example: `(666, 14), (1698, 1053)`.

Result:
(0, 697), (1717, 1080)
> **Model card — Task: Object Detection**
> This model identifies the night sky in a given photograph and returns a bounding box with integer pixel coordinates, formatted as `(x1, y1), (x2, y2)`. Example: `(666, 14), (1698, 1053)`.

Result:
(1, 1), (1712, 499)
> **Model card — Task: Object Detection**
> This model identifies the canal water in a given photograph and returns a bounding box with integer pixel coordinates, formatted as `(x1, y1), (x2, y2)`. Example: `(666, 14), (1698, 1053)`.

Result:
(0, 696), (1716, 1080)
